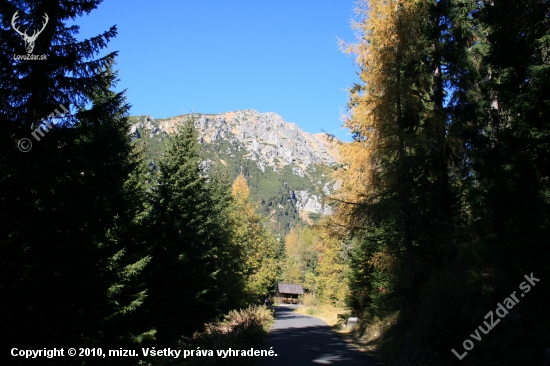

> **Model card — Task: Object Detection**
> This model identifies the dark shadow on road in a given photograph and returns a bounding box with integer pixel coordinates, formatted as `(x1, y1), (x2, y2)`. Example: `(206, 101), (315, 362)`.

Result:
(259, 307), (382, 366)
(271, 312), (312, 320)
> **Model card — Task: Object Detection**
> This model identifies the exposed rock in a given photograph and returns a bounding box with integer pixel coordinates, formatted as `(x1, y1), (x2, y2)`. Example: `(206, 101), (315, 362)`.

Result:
(291, 189), (332, 215)
(346, 317), (359, 330)
(129, 125), (140, 139)
(292, 166), (305, 178)
(132, 110), (338, 171)
(130, 109), (340, 217)
(199, 159), (212, 176)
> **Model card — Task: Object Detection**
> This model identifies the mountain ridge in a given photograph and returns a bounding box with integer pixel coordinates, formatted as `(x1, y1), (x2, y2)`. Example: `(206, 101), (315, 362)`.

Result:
(128, 109), (341, 236)
(130, 109), (340, 169)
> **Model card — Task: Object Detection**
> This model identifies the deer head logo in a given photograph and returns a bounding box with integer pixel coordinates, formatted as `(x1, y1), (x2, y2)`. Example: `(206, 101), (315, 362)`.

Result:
(11, 11), (49, 54)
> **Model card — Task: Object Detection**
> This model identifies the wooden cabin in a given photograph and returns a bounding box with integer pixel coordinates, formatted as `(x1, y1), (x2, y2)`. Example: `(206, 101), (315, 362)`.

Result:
(276, 283), (304, 304)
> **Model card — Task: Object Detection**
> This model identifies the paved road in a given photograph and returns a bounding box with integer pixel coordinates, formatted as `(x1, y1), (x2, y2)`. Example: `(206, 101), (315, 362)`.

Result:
(259, 305), (382, 365)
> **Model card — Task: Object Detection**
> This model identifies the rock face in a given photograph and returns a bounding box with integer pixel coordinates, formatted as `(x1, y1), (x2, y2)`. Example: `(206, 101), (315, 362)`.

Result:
(291, 190), (332, 215)
(131, 109), (338, 173)
(129, 109), (340, 233)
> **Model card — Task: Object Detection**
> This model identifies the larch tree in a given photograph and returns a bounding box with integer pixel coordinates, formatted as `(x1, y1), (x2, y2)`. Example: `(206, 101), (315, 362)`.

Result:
(333, 0), (432, 315)
(229, 173), (279, 304)
(281, 225), (318, 288)
(332, 0), (549, 362)
(331, 0), (468, 317)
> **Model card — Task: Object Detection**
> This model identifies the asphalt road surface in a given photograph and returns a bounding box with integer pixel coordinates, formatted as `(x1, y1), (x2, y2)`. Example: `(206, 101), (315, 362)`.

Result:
(259, 305), (382, 366)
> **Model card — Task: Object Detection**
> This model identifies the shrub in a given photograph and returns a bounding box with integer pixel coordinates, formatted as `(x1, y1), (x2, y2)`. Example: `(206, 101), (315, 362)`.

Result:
(147, 305), (274, 366)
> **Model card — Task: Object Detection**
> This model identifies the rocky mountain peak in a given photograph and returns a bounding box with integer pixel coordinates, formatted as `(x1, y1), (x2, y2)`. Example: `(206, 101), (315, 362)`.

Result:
(130, 109), (339, 174)
(129, 109), (341, 231)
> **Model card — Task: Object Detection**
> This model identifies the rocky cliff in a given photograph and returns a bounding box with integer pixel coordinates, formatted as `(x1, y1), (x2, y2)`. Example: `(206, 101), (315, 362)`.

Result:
(129, 109), (340, 236)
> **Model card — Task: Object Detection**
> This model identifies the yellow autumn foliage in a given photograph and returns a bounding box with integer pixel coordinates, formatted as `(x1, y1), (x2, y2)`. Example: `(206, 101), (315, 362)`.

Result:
(229, 174), (278, 303)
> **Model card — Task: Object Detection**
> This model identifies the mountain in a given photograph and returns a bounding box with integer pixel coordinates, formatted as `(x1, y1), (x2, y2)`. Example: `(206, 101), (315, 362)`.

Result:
(128, 109), (340, 237)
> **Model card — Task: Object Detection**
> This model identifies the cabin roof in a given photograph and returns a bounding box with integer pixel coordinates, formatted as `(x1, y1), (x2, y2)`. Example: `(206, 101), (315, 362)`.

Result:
(277, 283), (304, 295)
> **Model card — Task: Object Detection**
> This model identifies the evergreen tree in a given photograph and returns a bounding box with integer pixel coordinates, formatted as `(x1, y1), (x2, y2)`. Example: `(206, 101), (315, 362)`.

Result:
(472, 0), (549, 262)
(0, 1), (152, 364)
(453, 0), (550, 305)
(332, 0), (550, 362)
(145, 117), (233, 343)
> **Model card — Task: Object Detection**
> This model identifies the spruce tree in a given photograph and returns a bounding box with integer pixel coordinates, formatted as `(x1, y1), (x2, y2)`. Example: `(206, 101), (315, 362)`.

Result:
(145, 117), (232, 343)
(457, 0), (550, 302)
(0, 1), (152, 364)
(332, 1), (550, 361)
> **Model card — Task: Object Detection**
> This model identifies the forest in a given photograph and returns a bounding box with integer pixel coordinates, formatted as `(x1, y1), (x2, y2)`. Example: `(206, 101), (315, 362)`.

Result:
(1, 1), (278, 365)
(1, 0), (549, 365)
(317, 0), (549, 364)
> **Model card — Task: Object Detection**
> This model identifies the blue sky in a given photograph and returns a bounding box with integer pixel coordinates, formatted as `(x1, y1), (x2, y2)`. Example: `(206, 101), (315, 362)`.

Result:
(73, 1), (359, 141)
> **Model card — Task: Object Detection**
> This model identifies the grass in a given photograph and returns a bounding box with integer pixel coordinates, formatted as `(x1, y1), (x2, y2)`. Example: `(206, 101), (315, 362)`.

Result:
(292, 294), (393, 365)
(142, 305), (274, 366)
(292, 293), (348, 327)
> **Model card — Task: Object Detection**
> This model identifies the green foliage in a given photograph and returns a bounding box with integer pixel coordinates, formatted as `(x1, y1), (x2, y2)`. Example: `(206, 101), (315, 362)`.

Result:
(143, 117), (238, 343)
(0, 3), (326, 364)
(0, 2), (153, 364)
(131, 119), (332, 239)
(332, 0), (550, 364)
